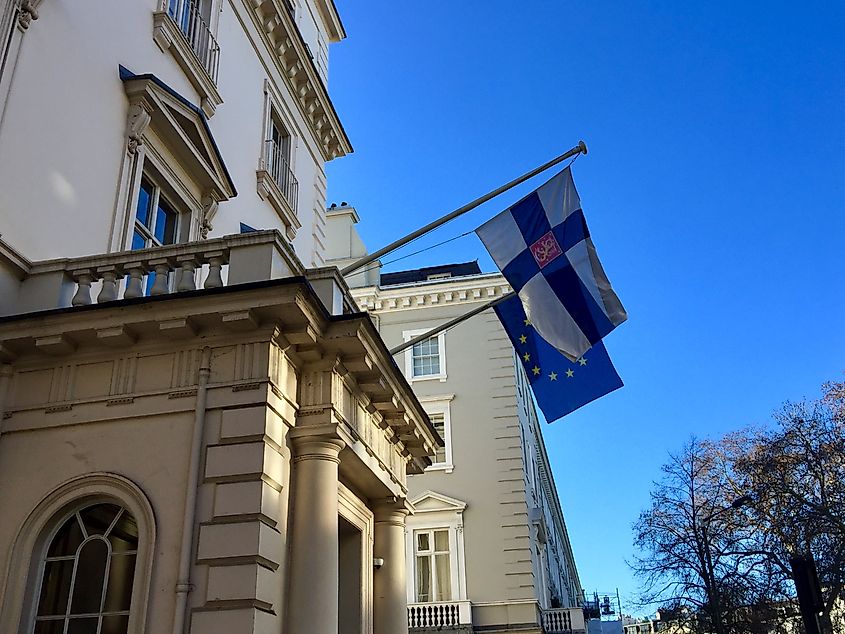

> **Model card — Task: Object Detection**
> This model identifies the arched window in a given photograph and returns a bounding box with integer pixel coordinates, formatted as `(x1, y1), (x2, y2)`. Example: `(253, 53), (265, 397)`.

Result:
(33, 503), (138, 634)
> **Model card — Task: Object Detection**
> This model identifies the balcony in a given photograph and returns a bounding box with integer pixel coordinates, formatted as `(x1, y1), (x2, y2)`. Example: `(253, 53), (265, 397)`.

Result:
(153, 0), (222, 117)
(542, 607), (587, 634)
(257, 139), (301, 239)
(408, 600), (472, 631)
(168, 0), (220, 82)
(0, 230), (359, 319)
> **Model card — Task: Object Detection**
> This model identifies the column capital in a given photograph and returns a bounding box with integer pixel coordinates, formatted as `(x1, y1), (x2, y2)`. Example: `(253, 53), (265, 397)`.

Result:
(289, 425), (346, 465)
(373, 497), (413, 525)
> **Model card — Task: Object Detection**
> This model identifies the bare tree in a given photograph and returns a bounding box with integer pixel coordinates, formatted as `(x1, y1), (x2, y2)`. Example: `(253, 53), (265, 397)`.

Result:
(721, 380), (845, 633)
(632, 439), (787, 634)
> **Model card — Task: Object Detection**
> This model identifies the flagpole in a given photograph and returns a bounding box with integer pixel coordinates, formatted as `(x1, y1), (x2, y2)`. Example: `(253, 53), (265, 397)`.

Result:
(341, 141), (588, 277)
(389, 291), (516, 356)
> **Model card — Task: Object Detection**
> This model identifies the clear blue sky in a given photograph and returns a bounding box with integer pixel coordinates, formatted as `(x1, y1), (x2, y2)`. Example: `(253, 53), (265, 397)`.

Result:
(326, 0), (845, 613)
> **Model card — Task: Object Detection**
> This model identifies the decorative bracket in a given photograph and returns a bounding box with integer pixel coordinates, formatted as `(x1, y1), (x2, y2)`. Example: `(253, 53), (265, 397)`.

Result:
(125, 102), (152, 155)
(18, 0), (39, 30)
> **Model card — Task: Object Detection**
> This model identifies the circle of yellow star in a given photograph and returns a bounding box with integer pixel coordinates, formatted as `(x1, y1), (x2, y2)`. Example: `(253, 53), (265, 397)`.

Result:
(519, 334), (528, 344)
(549, 371), (558, 381)
(532, 366), (541, 376)
(566, 369), (575, 378)
(578, 357), (588, 366)
(523, 352), (531, 362)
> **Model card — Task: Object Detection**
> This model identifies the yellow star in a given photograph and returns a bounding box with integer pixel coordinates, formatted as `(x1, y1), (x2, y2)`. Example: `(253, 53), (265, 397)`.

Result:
(532, 366), (541, 376)
(549, 371), (557, 381)
(523, 352), (531, 362)
(523, 318), (531, 326)
(566, 369), (575, 378)
(519, 334), (528, 344)
(578, 357), (588, 366)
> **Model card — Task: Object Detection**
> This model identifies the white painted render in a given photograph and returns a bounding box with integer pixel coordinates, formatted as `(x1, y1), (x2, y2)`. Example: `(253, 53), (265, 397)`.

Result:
(327, 211), (587, 632)
(0, 0), (348, 266)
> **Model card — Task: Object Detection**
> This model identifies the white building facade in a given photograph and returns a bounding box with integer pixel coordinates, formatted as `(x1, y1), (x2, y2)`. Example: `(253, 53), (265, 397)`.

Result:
(327, 207), (587, 634)
(0, 3), (443, 634)
(0, 0), (350, 270)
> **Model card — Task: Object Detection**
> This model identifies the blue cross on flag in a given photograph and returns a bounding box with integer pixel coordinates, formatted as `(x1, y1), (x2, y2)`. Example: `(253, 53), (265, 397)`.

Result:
(494, 294), (623, 421)
(477, 167), (626, 360)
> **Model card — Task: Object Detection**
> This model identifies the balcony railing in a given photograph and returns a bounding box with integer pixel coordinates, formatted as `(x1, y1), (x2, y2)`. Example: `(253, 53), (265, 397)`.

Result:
(408, 601), (472, 629)
(0, 230), (314, 317)
(264, 139), (299, 213)
(167, 0), (220, 82)
(542, 607), (586, 633)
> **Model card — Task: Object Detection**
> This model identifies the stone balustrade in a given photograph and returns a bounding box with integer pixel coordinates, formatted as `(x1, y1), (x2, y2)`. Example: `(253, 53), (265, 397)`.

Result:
(542, 607), (586, 633)
(1, 230), (329, 317)
(69, 245), (228, 307)
(407, 600), (472, 629)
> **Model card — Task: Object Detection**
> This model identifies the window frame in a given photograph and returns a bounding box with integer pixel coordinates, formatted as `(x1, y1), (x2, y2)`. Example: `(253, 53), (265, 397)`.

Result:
(32, 503), (140, 633)
(413, 528), (452, 603)
(256, 79), (300, 240)
(118, 141), (202, 253)
(132, 173), (183, 250)
(404, 491), (468, 606)
(0, 474), (155, 634)
(418, 396), (454, 473)
(403, 328), (447, 383)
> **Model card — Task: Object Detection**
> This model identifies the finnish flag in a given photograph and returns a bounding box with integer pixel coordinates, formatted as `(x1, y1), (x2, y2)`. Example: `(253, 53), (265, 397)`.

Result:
(476, 167), (626, 360)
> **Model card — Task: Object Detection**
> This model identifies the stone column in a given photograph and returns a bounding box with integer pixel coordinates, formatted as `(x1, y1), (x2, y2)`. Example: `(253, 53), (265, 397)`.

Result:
(286, 433), (345, 634)
(373, 500), (412, 634)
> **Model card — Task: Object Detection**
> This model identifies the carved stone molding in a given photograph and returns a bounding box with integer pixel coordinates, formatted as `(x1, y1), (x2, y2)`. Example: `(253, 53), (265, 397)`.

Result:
(247, 0), (351, 161)
(18, 0), (39, 30)
(199, 196), (218, 239)
(125, 102), (152, 156)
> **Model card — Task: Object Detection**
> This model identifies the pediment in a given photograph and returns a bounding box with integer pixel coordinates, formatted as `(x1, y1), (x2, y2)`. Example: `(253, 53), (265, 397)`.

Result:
(410, 490), (467, 514)
(119, 66), (236, 202)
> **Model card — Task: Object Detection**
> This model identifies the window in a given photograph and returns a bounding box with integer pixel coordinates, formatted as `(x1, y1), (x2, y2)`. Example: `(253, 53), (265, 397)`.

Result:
(128, 171), (187, 294)
(113, 68), (235, 252)
(418, 396), (454, 472)
(265, 113), (297, 210)
(413, 337), (440, 377)
(153, 0), (222, 117)
(405, 492), (468, 609)
(257, 80), (300, 239)
(403, 329), (447, 382)
(131, 177), (179, 250)
(33, 503), (139, 634)
(429, 413), (446, 465)
(414, 529), (451, 603)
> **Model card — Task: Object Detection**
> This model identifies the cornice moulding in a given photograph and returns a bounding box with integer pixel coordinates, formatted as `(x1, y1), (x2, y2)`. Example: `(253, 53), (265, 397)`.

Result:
(351, 274), (511, 313)
(315, 0), (345, 42)
(246, 0), (352, 161)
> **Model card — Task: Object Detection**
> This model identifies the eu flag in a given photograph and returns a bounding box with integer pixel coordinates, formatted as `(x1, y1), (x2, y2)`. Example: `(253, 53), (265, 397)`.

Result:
(494, 294), (623, 422)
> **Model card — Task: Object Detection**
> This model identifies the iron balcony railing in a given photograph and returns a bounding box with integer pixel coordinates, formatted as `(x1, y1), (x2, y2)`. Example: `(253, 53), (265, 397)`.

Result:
(167, 0), (220, 82)
(264, 139), (299, 213)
